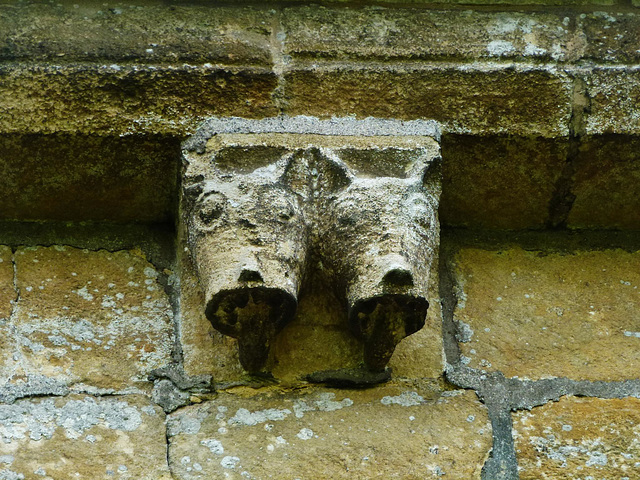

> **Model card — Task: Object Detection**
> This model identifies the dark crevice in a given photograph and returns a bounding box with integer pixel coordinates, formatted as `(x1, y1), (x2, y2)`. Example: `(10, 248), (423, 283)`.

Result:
(546, 75), (588, 229)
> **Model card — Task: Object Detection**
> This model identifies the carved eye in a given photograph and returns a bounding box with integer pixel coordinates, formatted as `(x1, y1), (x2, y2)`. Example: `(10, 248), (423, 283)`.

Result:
(196, 192), (227, 229)
(272, 198), (296, 223)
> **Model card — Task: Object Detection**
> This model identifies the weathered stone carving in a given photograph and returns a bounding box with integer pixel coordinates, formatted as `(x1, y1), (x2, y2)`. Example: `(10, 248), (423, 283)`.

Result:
(182, 117), (441, 374)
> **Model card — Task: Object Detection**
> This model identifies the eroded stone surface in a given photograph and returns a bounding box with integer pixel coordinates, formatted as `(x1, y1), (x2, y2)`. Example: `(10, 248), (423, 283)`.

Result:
(514, 396), (640, 480)
(568, 135), (640, 229)
(0, 134), (179, 223)
(441, 135), (568, 229)
(284, 66), (572, 137)
(0, 3), (273, 65)
(9, 246), (174, 392)
(0, 394), (171, 480)
(168, 386), (490, 479)
(0, 246), (14, 321)
(584, 68), (640, 136)
(283, 7), (581, 62)
(452, 247), (640, 381)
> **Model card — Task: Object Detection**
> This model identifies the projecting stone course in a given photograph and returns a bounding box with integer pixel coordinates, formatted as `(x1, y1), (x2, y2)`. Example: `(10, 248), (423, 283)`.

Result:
(284, 66), (572, 137)
(167, 386), (491, 479)
(0, 394), (171, 480)
(514, 396), (640, 480)
(4, 246), (174, 395)
(282, 7), (580, 62)
(452, 247), (640, 381)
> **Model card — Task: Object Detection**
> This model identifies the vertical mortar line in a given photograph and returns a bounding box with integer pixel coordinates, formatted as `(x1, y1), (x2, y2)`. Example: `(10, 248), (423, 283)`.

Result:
(546, 70), (588, 229)
(481, 402), (520, 480)
(438, 241), (462, 367)
(270, 6), (288, 114)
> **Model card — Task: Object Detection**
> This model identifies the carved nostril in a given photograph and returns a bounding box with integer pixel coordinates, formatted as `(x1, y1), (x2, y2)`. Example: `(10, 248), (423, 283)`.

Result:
(382, 268), (414, 287)
(239, 268), (264, 283)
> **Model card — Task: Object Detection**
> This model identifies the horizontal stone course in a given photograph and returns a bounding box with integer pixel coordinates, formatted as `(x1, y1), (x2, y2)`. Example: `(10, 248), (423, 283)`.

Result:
(0, 3), (274, 65)
(168, 386), (491, 479)
(514, 396), (640, 479)
(0, 394), (171, 480)
(0, 64), (279, 135)
(452, 247), (640, 381)
(2, 246), (174, 395)
(284, 65), (572, 137)
(283, 6), (580, 62)
(0, 134), (179, 223)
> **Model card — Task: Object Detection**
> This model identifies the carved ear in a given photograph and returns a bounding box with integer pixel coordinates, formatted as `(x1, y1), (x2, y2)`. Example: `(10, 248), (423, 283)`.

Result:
(317, 148), (353, 193)
(419, 155), (442, 196)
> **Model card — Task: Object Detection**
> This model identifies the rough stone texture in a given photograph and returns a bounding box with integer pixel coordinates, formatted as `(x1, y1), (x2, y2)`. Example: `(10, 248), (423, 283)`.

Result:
(0, 134), (179, 222)
(167, 386), (491, 479)
(182, 122), (441, 374)
(0, 246), (14, 321)
(583, 67), (640, 136)
(441, 135), (568, 229)
(514, 396), (640, 480)
(0, 3), (274, 65)
(284, 66), (572, 137)
(452, 247), (640, 381)
(8, 246), (174, 393)
(283, 7), (581, 62)
(579, 12), (640, 64)
(567, 135), (640, 229)
(0, 394), (171, 480)
(0, 246), (17, 394)
(0, 65), (278, 136)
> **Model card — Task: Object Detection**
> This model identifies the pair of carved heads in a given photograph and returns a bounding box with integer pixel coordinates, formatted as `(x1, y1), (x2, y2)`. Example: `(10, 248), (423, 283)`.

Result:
(182, 118), (441, 375)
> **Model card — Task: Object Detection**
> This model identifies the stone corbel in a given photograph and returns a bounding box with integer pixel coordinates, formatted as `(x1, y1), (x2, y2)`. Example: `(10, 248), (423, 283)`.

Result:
(181, 117), (441, 374)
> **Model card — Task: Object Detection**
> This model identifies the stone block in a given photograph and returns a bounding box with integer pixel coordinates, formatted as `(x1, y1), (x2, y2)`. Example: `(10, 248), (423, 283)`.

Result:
(167, 386), (491, 479)
(0, 3), (274, 66)
(452, 247), (640, 381)
(568, 135), (640, 229)
(0, 65), (278, 136)
(10, 246), (174, 392)
(579, 12), (640, 64)
(283, 7), (580, 62)
(514, 396), (640, 479)
(583, 68), (640, 136)
(0, 134), (179, 222)
(284, 66), (572, 137)
(0, 246), (14, 320)
(441, 135), (568, 229)
(0, 394), (171, 480)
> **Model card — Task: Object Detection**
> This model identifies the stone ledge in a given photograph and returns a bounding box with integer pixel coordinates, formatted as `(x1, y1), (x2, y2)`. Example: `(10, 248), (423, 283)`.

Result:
(0, 3), (274, 66)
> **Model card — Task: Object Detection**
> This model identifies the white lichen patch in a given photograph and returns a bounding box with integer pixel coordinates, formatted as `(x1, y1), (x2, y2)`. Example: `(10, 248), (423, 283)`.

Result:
(0, 396), (143, 444)
(201, 438), (224, 455)
(296, 428), (313, 440)
(380, 391), (425, 407)
(229, 408), (292, 426)
(293, 393), (353, 419)
(12, 246), (175, 391)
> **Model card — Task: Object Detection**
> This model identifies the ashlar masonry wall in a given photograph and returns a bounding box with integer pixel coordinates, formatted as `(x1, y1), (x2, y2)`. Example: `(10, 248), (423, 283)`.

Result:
(1, 1), (640, 479)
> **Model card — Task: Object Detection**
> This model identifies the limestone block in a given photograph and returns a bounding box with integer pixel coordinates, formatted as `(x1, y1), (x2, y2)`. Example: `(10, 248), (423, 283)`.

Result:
(514, 396), (640, 479)
(568, 135), (640, 229)
(583, 68), (640, 136)
(441, 136), (568, 229)
(0, 135), (178, 222)
(167, 386), (491, 479)
(0, 246), (18, 389)
(283, 7), (581, 62)
(0, 394), (171, 480)
(10, 246), (174, 392)
(0, 65), (278, 136)
(0, 4), (273, 66)
(284, 66), (572, 137)
(579, 12), (640, 64)
(0, 246), (14, 320)
(452, 247), (640, 381)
